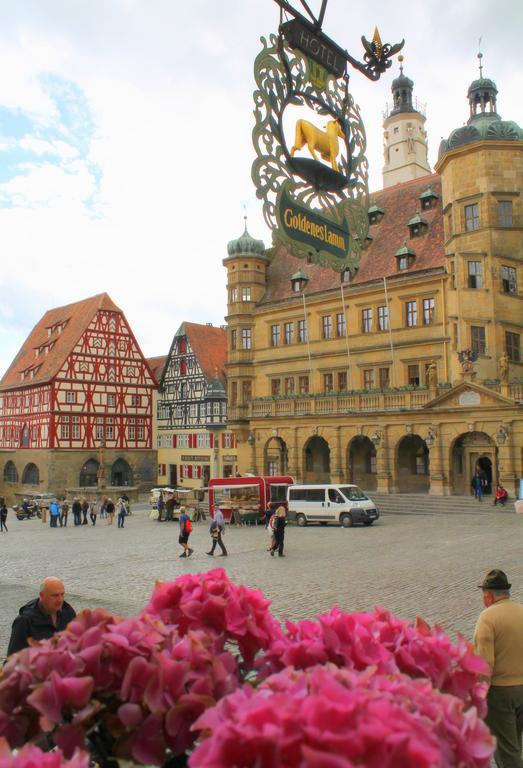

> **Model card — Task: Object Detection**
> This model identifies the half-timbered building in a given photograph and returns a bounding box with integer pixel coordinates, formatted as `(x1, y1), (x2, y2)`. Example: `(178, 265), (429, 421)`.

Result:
(0, 293), (157, 502)
(156, 322), (237, 487)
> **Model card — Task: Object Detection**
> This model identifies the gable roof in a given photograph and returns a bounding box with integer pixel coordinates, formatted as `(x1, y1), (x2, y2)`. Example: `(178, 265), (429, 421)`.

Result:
(0, 293), (122, 390)
(261, 173), (445, 303)
(423, 380), (517, 410)
(180, 322), (227, 385)
(147, 355), (168, 385)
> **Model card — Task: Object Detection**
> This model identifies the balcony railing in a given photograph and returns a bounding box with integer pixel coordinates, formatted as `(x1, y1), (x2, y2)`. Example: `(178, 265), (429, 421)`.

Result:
(226, 381), (522, 423)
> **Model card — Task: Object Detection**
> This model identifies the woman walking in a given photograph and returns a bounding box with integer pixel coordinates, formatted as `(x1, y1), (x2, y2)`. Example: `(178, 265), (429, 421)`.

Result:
(116, 498), (127, 528)
(178, 506), (193, 557)
(206, 508), (227, 557)
(0, 497), (8, 532)
(270, 506), (287, 557)
(106, 498), (115, 525)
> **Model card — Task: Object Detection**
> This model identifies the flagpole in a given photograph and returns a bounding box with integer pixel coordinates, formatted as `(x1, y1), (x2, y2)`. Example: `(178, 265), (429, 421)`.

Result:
(340, 282), (352, 390)
(302, 292), (314, 392)
(383, 276), (396, 386)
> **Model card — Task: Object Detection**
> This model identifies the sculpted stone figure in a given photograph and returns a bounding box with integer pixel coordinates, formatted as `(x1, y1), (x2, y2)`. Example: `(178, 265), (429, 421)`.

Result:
(498, 352), (509, 384)
(427, 360), (438, 389)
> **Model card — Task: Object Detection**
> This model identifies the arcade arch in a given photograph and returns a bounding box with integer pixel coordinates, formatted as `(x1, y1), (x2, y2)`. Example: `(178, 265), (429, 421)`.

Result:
(303, 436), (330, 483)
(396, 435), (429, 493)
(347, 436), (377, 490)
(264, 436), (288, 476)
(451, 432), (497, 495)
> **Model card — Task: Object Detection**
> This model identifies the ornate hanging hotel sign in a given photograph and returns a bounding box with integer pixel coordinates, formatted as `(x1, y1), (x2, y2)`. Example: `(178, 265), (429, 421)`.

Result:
(252, 0), (404, 272)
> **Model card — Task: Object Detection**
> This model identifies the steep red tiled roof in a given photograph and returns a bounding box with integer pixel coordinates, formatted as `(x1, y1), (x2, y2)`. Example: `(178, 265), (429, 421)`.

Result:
(0, 293), (122, 390)
(262, 173), (444, 302)
(147, 355), (167, 385)
(184, 323), (227, 384)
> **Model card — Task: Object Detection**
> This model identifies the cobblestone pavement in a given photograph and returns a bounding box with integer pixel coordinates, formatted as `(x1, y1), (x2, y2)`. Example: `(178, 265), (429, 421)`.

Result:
(1, 503), (522, 657)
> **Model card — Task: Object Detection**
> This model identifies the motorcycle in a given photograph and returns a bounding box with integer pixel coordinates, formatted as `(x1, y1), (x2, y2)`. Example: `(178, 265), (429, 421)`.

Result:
(13, 502), (41, 521)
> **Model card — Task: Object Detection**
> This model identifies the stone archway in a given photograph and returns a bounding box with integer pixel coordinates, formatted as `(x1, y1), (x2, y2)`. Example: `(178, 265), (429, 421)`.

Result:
(303, 436), (330, 483)
(111, 458), (133, 487)
(347, 436), (377, 491)
(264, 436), (288, 476)
(451, 432), (497, 496)
(79, 459), (99, 488)
(396, 435), (429, 493)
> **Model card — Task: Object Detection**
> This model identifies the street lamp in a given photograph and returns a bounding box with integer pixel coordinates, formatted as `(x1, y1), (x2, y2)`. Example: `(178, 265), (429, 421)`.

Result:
(247, 432), (256, 446)
(496, 425), (508, 445)
(424, 428), (437, 447)
(370, 431), (381, 448)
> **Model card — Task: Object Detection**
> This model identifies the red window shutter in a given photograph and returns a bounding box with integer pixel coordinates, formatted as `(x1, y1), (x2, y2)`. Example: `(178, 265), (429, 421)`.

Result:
(232, 434), (236, 448)
(221, 433), (225, 448)
(188, 465), (193, 478)
(197, 465), (202, 479)
(193, 433), (197, 447)
(172, 434), (177, 448)
(188, 434), (193, 448)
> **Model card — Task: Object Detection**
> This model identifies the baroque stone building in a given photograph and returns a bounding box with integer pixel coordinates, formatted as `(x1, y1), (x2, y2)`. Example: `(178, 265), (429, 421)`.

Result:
(0, 293), (157, 503)
(225, 68), (523, 497)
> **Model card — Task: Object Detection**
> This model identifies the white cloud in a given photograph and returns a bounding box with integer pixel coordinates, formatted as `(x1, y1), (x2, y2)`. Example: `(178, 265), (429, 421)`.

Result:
(0, 0), (522, 375)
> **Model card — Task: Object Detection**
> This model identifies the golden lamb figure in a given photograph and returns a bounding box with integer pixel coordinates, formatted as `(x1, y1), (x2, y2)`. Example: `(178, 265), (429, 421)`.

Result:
(290, 118), (344, 171)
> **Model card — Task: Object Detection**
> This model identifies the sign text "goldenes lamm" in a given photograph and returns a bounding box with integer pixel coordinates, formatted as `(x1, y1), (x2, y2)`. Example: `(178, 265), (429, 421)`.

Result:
(278, 188), (350, 260)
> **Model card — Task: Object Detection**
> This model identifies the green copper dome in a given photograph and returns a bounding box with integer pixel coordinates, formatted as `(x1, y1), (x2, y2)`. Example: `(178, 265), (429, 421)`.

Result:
(439, 72), (523, 160)
(226, 222), (267, 259)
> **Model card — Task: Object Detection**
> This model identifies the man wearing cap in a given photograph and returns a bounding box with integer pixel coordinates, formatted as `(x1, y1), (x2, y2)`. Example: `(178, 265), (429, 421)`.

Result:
(474, 569), (523, 768)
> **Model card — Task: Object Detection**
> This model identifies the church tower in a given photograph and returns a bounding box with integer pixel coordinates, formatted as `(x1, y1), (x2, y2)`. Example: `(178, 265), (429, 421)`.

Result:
(382, 56), (431, 188)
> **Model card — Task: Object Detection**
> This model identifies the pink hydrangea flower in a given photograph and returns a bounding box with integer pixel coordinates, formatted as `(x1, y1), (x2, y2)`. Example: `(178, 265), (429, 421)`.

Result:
(0, 738), (89, 768)
(259, 606), (489, 715)
(144, 569), (282, 668)
(190, 665), (494, 768)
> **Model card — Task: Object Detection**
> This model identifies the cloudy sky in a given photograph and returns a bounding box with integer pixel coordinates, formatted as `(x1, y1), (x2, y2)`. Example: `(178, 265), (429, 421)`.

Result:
(0, 0), (521, 375)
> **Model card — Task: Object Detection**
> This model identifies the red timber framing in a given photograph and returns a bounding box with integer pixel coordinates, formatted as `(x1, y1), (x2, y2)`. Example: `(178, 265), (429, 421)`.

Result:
(0, 304), (157, 451)
(52, 310), (155, 450)
(0, 385), (52, 448)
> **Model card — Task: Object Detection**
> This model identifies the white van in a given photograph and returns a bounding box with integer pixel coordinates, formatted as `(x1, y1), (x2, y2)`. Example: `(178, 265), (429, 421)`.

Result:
(287, 484), (379, 527)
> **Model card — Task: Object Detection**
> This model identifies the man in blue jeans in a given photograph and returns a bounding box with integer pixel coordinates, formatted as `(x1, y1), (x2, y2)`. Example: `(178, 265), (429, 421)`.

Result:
(471, 471), (484, 501)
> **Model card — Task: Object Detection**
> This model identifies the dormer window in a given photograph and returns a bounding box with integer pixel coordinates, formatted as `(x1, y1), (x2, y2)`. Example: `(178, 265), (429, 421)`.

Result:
(368, 205), (385, 225)
(395, 242), (416, 271)
(407, 213), (428, 238)
(290, 270), (309, 293)
(340, 267), (352, 283)
(418, 187), (439, 211)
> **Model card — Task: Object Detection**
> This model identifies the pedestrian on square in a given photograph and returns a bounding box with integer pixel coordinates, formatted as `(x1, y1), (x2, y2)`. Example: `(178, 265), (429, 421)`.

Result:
(0, 497), (8, 533)
(264, 502), (273, 528)
(474, 569), (523, 768)
(178, 506), (193, 558)
(231, 506), (243, 526)
(267, 511), (276, 552)
(471, 471), (484, 502)
(116, 498), (127, 528)
(81, 498), (89, 525)
(49, 500), (60, 528)
(494, 485), (508, 507)
(206, 508), (227, 557)
(270, 506), (287, 557)
(100, 495), (108, 519)
(165, 495), (175, 522)
(106, 498), (115, 525)
(157, 494), (165, 522)
(72, 497), (82, 526)
(90, 499), (100, 526)
(6, 577), (76, 658)
(61, 499), (69, 527)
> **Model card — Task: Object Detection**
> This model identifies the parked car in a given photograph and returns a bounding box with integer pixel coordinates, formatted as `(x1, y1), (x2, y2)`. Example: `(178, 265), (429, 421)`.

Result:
(287, 484), (379, 527)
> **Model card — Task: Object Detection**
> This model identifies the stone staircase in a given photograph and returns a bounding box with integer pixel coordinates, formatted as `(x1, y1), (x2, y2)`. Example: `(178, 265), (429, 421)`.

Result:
(368, 492), (513, 516)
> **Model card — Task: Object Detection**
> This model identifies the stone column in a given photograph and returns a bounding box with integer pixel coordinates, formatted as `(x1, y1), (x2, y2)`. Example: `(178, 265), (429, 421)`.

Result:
(287, 427), (301, 482)
(428, 424), (447, 496)
(376, 426), (393, 493)
(330, 426), (344, 483)
(497, 431), (518, 498)
(247, 432), (258, 476)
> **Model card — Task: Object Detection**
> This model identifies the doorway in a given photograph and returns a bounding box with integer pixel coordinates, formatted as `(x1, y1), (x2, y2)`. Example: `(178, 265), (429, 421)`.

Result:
(169, 464), (177, 487)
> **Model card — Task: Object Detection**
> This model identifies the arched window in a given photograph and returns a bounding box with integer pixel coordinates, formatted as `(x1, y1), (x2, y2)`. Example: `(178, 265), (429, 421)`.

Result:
(111, 458), (133, 487)
(20, 424), (29, 448)
(79, 459), (99, 487)
(22, 463), (40, 485)
(3, 461), (18, 483)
